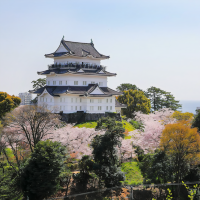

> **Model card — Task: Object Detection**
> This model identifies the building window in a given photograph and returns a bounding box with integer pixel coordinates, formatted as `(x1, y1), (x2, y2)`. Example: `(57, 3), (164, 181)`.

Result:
(60, 106), (62, 110)
(53, 81), (56, 85)
(110, 99), (112, 103)
(83, 81), (87, 85)
(106, 99), (108, 103)
(98, 99), (102, 103)
(75, 106), (77, 110)
(90, 106), (94, 111)
(98, 106), (102, 110)
(66, 81), (67, 85)
(59, 81), (62, 85)
(106, 106), (108, 110)
(60, 98), (62, 102)
(99, 82), (103, 86)
(90, 99), (94, 103)
(50, 98), (52, 102)
(80, 98), (82, 103)
(63, 106), (65, 110)
(80, 106), (82, 110)
(48, 81), (50, 85)
(110, 106), (112, 110)
(71, 98), (73, 103)
(74, 81), (78, 85)
(46, 98), (47, 102)
(75, 98), (78, 103)
(91, 81), (95, 84)
(71, 106), (73, 110)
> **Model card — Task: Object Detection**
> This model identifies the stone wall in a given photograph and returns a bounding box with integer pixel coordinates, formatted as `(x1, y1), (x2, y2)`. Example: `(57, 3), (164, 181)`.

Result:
(60, 112), (121, 124)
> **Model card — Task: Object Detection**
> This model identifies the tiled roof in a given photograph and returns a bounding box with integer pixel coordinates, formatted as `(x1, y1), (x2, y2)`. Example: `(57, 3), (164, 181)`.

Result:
(45, 39), (109, 59)
(37, 68), (116, 76)
(115, 99), (127, 108)
(30, 84), (122, 97)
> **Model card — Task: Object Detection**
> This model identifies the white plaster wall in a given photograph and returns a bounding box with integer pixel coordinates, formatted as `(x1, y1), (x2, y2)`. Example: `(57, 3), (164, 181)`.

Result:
(56, 44), (68, 53)
(46, 74), (107, 87)
(54, 57), (101, 65)
(38, 94), (116, 114)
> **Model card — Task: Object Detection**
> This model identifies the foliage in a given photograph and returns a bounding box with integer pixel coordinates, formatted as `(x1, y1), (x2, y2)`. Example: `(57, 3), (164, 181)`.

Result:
(31, 78), (46, 90)
(116, 83), (139, 92)
(160, 121), (200, 183)
(91, 117), (125, 187)
(121, 120), (135, 132)
(118, 89), (151, 118)
(146, 86), (181, 111)
(129, 120), (144, 131)
(0, 92), (21, 119)
(172, 110), (193, 121)
(121, 162), (143, 185)
(166, 188), (173, 200)
(20, 140), (67, 200)
(73, 155), (94, 189)
(0, 164), (23, 200)
(182, 181), (198, 200)
(192, 110), (200, 132)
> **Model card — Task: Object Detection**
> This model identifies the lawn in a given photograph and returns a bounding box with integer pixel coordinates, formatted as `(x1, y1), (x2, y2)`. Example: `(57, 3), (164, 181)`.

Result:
(121, 162), (143, 185)
(75, 120), (134, 132)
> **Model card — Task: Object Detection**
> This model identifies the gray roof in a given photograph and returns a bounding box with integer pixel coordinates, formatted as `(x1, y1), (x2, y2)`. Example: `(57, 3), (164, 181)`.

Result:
(45, 39), (109, 59)
(29, 84), (122, 97)
(115, 99), (127, 108)
(37, 68), (116, 76)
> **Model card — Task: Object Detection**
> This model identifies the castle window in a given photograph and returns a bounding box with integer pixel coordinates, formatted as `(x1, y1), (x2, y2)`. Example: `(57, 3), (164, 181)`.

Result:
(80, 106), (82, 110)
(110, 99), (112, 103)
(74, 81), (78, 85)
(90, 106), (94, 111)
(71, 106), (73, 110)
(98, 106), (102, 110)
(50, 98), (52, 102)
(46, 98), (47, 102)
(90, 99), (94, 103)
(53, 81), (56, 85)
(106, 106), (108, 110)
(99, 82), (103, 86)
(71, 98), (73, 103)
(80, 98), (82, 103)
(110, 106), (112, 110)
(98, 99), (102, 103)
(48, 81), (50, 85)
(75, 106), (77, 110)
(91, 81), (95, 84)
(60, 98), (62, 102)
(66, 81), (67, 85)
(83, 81), (87, 85)
(59, 81), (62, 85)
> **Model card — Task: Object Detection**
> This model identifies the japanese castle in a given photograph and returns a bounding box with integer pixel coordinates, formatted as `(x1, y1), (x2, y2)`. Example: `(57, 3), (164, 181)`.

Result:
(30, 38), (125, 114)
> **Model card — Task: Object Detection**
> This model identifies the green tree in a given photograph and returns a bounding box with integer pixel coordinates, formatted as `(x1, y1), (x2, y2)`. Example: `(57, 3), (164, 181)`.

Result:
(0, 92), (21, 119)
(146, 86), (181, 111)
(20, 140), (67, 200)
(116, 83), (139, 92)
(91, 117), (125, 188)
(117, 90), (151, 118)
(192, 110), (200, 132)
(31, 78), (46, 90)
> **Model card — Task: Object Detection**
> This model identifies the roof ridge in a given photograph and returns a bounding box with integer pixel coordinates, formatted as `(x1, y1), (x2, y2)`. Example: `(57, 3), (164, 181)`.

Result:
(63, 40), (92, 44)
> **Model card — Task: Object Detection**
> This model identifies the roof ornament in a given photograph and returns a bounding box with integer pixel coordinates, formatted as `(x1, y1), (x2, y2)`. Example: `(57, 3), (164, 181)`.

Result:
(62, 35), (64, 40)
(91, 39), (94, 46)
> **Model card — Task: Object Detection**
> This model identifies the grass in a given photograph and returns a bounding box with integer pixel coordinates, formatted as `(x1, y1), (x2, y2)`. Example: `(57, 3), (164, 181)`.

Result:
(75, 120), (135, 132)
(74, 121), (97, 128)
(121, 162), (143, 185)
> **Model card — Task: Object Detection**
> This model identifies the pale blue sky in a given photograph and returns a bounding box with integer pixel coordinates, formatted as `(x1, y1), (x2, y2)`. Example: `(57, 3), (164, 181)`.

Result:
(1, 0), (200, 101)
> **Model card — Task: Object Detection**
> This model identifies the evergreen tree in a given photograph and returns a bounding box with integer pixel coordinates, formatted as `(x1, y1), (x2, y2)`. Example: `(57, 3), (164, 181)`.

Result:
(91, 117), (125, 188)
(20, 140), (67, 200)
(116, 83), (139, 92)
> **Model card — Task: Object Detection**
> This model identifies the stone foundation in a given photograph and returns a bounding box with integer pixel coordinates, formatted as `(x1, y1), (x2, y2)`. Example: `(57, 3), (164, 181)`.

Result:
(60, 112), (121, 124)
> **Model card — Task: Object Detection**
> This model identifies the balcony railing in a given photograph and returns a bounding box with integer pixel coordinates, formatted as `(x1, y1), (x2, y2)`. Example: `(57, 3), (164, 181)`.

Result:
(48, 63), (106, 71)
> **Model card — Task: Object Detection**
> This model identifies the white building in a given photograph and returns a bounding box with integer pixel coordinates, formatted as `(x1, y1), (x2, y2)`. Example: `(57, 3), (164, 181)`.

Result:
(30, 38), (124, 114)
(19, 92), (32, 105)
